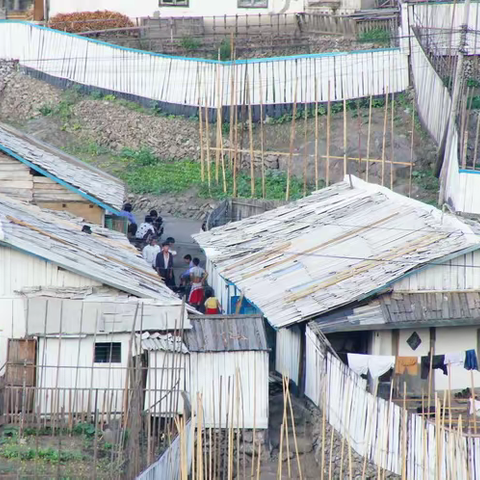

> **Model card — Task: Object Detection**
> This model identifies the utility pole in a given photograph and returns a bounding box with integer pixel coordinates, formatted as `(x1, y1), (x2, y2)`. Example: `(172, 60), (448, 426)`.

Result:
(438, 0), (472, 204)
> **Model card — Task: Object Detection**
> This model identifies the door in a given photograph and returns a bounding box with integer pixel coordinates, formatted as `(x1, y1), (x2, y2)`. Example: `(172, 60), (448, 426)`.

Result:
(5, 339), (37, 413)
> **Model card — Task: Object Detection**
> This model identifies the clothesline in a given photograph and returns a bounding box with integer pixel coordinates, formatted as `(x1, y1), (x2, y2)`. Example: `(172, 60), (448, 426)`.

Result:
(347, 349), (479, 380)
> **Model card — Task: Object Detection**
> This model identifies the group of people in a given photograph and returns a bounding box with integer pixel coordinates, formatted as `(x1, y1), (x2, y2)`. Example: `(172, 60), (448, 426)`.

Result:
(121, 203), (220, 313)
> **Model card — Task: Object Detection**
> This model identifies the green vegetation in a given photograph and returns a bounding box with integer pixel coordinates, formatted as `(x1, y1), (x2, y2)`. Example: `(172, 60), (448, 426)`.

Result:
(412, 168), (439, 193)
(218, 38), (232, 61)
(117, 147), (314, 200)
(180, 36), (202, 51)
(358, 27), (391, 45)
(0, 444), (85, 463)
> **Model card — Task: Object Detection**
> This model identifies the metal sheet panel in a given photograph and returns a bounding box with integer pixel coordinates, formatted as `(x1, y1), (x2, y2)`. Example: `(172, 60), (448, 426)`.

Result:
(275, 326), (301, 385)
(195, 176), (480, 329)
(189, 351), (269, 429)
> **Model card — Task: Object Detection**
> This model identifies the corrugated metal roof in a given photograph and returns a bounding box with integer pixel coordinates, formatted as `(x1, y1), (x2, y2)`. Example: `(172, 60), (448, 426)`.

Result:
(140, 332), (189, 353)
(0, 193), (182, 305)
(0, 123), (125, 211)
(194, 176), (480, 329)
(185, 315), (268, 352)
(309, 292), (480, 333)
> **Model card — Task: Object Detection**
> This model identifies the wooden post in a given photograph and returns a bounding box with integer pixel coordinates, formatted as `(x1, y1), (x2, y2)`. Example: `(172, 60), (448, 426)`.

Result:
(343, 97), (347, 177)
(247, 74), (255, 197)
(326, 81), (331, 187)
(409, 99), (415, 197)
(401, 382), (407, 480)
(357, 99), (362, 176)
(471, 370), (477, 434)
(286, 78), (298, 201)
(381, 88), (389, 186)
(198, 74), (205, 182)
(366, 95), (373, 183)
(205, 95), (211, 192)
(229, 33), (235, 169)
(303, 101), (308, 196)
(259, 69), (266, 198)
(215, 51), (221, 184)
(473, 112), (480, 170)
(314, 77), (319, 189)
(390, 92), (395, 191)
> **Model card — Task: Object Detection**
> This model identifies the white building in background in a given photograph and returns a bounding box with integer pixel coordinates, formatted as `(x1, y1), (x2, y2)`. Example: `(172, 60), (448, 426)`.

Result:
(194, 176), (480, 395)
(46, 0), (305, 20)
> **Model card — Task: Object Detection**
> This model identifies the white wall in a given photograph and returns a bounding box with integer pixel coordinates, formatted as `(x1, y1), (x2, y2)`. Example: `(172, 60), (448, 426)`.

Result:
(393, 250), (480, 292)
(275, 326), (301, 385)
(189, 351), (269, 429)
(48, 0), (305, 19)
(205, 257), (231, 314)
(370, 330), (392, 356)
(305, 325), (324, 406)
(36, 333), (131, 415)
(145, 350), (188, 416)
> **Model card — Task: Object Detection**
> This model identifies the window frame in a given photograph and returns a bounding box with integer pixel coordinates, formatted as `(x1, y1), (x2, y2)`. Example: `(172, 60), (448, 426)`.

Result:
(94, 342), (122, 364)
(237, 0), (268, 8)
(159, 0), (189, 6)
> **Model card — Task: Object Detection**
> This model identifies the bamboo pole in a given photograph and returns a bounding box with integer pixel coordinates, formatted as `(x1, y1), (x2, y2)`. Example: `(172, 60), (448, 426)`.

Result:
(381, 88), (389, 186)
(286, 377), (303, 480)
(357, 99), (362, 176)
(321, 379), (327, 480)
(409, 99), (415, 197)
(361, 380), (379, 480)
(471, 370), (477, 434)
(473, 112), (480, 170)
(215, 50), (221, 184)
(259, 70), (266, 198)
(366, 94), (373, 183)
(246, 74), (255, 197)
(198, 74), (205, 182)
(286, 78), (298, 201)
(204, 95), (211, 192)
(251, 355), (257, 478)
(303, 101), (308, 196)
(390, 92), (395, 191)
(328, 420), (335, 480)
(229, 33), (235, 170)
(314, 77), (319, 189)
(326, 81), (331, 187)
(343, 97), (348, 177)
(401, 382), (407, 480)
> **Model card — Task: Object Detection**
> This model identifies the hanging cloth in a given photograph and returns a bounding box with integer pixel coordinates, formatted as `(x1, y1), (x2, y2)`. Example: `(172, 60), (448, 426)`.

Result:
(368, 355), (396, 379)
(395, 356), (419, 375)
(444, 352), (466, 368)
(421, 355), (447, 379)
(465, 349), (479, 371)
(347, 353), (369, 376)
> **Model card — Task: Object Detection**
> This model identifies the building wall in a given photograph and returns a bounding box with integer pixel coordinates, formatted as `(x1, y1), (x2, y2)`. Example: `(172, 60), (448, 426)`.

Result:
(36, 333), (131, 414)
(393, 250), (480, 292)
(144, 350), (188, 416)
(189, 351), (269, 429)
(275, 326), (301, 386)
(305, 324), (324, 406)
(0, 152), (105, 224)
(48, 0), (304, 19)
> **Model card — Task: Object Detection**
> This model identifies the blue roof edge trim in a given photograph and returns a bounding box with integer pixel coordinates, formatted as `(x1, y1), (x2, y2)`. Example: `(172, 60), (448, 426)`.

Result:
(459, 169), (480, 175)
(0, 20), (401, 65)
(0, 144), (121, 215)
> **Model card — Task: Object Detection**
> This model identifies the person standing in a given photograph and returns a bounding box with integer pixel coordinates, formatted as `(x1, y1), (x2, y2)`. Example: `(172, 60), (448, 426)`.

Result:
(156, 242), (175, 287)
(188, 258), (207, 308)
(204, 291), (220, 314)
(142, 238), (160, 268)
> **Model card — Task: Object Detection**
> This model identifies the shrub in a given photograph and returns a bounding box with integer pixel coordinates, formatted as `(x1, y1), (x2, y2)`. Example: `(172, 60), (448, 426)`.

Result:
(49, 11), (134, 34)
(180, 36), (202, 51)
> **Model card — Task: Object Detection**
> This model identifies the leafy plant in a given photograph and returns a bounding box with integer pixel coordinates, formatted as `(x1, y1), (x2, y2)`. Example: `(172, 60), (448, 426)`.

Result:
(218, 39), (231, 61)
(180, 36), (202, 51)
(358, 27), (391, 45)
(39, 104), (53, 116)
(412, 169), (439, 192)
(121, 147), (158, 167)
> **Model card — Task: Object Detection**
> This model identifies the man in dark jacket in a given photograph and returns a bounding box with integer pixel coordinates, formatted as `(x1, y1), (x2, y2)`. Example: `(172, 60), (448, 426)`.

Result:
(155, 242), (175, 287)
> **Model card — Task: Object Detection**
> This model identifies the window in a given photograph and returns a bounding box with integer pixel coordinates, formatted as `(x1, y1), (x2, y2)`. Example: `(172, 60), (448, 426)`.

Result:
(159, 0), (188, 6)
(238, 0), (268, 7)
(94, 343), (121, 363)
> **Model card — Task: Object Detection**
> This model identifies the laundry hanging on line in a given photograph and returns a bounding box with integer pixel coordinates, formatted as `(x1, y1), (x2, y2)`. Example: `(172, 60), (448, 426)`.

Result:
(420, 355), (448, 379)
(347, 353), (395, 379)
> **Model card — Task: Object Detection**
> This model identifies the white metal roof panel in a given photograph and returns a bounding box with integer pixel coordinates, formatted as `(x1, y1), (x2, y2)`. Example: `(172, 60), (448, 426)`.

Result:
(194, 176), (480, 329)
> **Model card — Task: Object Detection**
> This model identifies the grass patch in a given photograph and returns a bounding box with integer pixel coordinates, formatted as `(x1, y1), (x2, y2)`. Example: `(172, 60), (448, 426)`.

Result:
(358, 27), (391, 45)
(412, 168), (439, 192)
(180, 36), (202, 51)
(119, 149), (316, 200)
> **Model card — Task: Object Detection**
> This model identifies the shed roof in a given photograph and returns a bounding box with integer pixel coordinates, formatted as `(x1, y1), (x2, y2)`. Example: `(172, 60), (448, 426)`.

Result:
(0, 194), (182, 305)
(185, 315), (268, 352)
(194, 176), (480, 329)
(140, 332), (189, 354)
(0, 123), (125, 212)
(309, 291), (480, 333)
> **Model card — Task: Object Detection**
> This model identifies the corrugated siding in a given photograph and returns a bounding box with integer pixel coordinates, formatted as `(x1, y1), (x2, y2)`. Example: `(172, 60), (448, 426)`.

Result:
(393, 250), (480, 291)
(0, 244), (101, 297)
(206, 257), (231, 314)
(36, 334), (130, 415)
(189, 351), (269, 429)
(144, 350), (187, 415)
(305, 325), (325, 407)
(0, 298), (26, 371)
(275, 326), (301, 386)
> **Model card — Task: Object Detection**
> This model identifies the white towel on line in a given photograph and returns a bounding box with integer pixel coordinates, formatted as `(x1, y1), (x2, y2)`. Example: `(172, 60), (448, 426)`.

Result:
(347, 354), (395, 378)
(347, 353), (369, 376)
(470, 398), (480, 417)
(444, 351), (466, 367)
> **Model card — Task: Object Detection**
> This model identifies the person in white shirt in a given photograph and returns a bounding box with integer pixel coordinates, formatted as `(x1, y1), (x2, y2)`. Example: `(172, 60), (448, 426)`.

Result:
(135, 215), (155, 240)
(142, 238), (160, 267)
